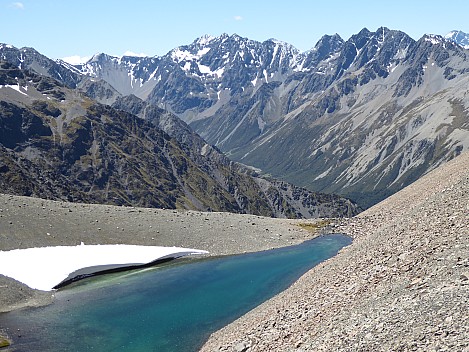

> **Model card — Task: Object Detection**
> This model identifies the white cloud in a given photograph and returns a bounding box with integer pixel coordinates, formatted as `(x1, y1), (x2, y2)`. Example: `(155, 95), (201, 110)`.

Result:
(234, 15), (243, 21)
(10, 2), (24, 9)
(122, 50), (148, 57)
(61, 55), (92, 65)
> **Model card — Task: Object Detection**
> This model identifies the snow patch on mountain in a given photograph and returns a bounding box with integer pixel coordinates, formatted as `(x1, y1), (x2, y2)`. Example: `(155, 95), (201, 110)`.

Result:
(0, 84), (29, 96)
(445, 30), (469, 49)
(171, 47), (211, 63)
(61, 55), (92, 65)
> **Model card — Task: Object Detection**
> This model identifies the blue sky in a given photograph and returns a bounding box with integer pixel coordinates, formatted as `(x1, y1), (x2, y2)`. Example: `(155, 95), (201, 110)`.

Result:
(1, 0), (468, 63)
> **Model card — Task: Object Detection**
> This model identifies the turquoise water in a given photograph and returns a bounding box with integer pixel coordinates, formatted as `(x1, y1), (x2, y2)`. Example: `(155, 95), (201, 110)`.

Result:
(1, 234), (351, 352)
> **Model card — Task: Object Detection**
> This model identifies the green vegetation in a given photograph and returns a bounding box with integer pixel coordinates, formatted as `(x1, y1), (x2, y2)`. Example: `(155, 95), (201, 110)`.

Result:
(0, 335), (10, 348)
(297, 219), (332, 233)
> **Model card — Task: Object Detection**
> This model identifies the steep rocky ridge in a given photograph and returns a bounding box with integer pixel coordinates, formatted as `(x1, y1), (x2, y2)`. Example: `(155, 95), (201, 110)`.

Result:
(0, 62), (359, 217)
(111, 95), (359, 217)
(235, 33), (469, 207)
(0, 44), (81, 88)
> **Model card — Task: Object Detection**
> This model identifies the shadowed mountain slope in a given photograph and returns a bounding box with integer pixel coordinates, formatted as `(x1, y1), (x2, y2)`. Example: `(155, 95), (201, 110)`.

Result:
(0, 62), (359, 217)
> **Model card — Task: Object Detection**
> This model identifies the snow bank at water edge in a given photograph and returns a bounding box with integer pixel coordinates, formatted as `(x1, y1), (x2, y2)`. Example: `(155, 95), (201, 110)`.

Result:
(0, 244), (208, 291)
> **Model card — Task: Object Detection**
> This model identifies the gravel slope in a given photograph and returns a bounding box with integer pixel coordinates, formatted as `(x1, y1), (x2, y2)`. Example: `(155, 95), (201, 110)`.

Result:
(200, 152), (469, 352)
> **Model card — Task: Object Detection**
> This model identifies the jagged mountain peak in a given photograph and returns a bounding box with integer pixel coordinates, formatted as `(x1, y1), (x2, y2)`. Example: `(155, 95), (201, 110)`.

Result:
(313, 33), (344, 49)
(422, 33), (451, 45)
(0, 44), (81, 88)
(309, 33), (344, 58)
(355, 27), (372, 37)
(444, 30), (469, 49)
(0, 44), (42, 58)
(418, 33), (466, 53)
(411, 33), (465, 62)
(331, 27), (413, 76)
(194, 34), (217, 46)
(0, 43), (17, 51)
(0, 43), (14, 49)
(347, 27), (400, 48)
(264, 37), (298, 49)
(88, 52), (119, 63)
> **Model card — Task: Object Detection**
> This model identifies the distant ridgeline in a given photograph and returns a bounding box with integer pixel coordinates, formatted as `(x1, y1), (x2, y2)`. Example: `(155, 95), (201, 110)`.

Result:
(0, 61), (359, 218)
(1, 27), (468, 209)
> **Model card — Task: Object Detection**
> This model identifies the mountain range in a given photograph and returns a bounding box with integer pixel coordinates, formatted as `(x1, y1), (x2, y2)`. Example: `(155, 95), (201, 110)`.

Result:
(0, 60), (359, 218)
(1, 27), (468, 209)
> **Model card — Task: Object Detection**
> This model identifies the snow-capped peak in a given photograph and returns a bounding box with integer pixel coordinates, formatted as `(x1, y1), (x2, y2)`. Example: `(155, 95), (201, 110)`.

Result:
(196, 34), (216, 46)
(445, 30), (460, 39)
(423, 34), (449, 46)
(444, 30), (469, 49)
(60, 55), (92, 65)
(0, 43), (15, 50)
(266, 38), (291, 47)
(122, 51), (149, 58)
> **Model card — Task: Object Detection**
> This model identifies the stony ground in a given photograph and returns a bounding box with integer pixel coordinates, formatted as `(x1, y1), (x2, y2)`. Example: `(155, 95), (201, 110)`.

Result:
(200, 152), (469, 352)
(0, 196), (320, 314)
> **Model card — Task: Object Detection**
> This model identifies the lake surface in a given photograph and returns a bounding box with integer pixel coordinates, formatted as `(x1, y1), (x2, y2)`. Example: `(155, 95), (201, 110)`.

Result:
(0, 234), (351, 352)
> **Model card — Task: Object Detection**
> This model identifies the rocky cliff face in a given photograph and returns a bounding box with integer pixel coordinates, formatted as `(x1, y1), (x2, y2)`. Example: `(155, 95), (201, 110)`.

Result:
(0, 62), (359, 217)
(234, 32), (469, 207)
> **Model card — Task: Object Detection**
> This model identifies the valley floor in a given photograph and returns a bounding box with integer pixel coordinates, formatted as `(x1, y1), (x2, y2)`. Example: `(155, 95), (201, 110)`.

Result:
(201, 152), (469, 351)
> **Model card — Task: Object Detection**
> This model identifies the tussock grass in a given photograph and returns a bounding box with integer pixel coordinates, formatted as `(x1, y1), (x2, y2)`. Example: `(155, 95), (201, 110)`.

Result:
(0, 336), (11, 348)
(297, 219), (332, 233)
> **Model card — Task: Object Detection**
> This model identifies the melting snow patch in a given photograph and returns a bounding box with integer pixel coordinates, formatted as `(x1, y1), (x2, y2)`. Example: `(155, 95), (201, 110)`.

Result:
(314, 166), (333, 180)
(171, 47), (211, 63)
(0, 84), (29, 96)
(251, 76), (258, 86)
(201, 143), (210, 156)
(197, 47), (211, 56)
(198, 64), (212, 74)
(424, 35), (442, 45)
(183, 61), (191, 71)
(213, 67), (225, 77)
(0, 244), (208, 291)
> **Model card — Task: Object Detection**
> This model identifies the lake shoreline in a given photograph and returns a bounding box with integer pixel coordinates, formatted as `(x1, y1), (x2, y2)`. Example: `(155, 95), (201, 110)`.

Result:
(200, 152), (469, 351)
(0, 194), (335, 349)
(0, 193), (330, 314)
(2, 234), (352, 352)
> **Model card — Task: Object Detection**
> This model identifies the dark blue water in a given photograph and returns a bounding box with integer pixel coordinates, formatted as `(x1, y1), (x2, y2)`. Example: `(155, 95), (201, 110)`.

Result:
(0, 234), (351, 352)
